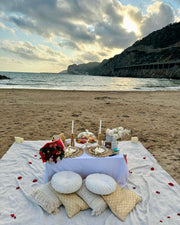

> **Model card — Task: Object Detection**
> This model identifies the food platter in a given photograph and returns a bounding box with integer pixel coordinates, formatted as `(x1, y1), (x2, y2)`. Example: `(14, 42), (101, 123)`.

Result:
(76, 130), (97, 144)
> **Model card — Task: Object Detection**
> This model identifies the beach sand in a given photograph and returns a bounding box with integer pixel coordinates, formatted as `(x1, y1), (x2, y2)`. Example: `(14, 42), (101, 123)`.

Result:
(0, 89), (179, 184)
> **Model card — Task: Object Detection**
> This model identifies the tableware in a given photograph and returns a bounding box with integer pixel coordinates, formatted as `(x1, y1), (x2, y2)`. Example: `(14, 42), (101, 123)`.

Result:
(64, 146), (84, 158)
(86, 146), (113, 157)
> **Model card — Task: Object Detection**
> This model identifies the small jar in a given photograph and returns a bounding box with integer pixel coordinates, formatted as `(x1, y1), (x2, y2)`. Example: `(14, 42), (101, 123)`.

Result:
(111, 137), (117, 150)
(106, 134), (113, 143)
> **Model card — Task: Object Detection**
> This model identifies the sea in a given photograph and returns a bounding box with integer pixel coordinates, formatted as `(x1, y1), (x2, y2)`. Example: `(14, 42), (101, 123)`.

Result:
(0, 71), (180, 91)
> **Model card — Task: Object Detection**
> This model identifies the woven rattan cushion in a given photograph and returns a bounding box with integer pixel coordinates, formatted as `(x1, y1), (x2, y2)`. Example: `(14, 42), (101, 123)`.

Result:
(85, 173), (117, 195)
(102, 184), (142, 221)
(76, 180), (107, 216)
(50, 184), (89, 218)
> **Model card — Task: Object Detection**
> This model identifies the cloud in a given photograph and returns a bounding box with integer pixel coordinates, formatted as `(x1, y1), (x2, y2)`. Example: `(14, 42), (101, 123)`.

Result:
(78, 51), (101, 62)
(0, 22), (14, 33)
(0, 0), (177, 69)
(0, 0), (137, 49)
(140, 2), (174, 37)
(176, 9), (180, 21)
(59, 40), (81, 50)
(0, 40), (68, 63)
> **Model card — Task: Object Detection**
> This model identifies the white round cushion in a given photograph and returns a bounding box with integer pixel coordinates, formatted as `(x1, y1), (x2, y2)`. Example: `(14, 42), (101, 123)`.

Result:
(85, 173), (117, 195)
(51, 171), (82, 194)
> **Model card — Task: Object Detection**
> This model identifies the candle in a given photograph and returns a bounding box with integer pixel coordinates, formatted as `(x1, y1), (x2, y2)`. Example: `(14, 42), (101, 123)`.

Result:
(131, 137), (138, 143)
(99, 120), (102, 134)
(15, 137), (24, 143)
(72, 120), (74, 133)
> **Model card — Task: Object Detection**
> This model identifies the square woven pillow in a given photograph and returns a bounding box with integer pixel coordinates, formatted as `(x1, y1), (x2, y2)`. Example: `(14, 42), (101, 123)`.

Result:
(17, 179), (62, 214)
(76, 180), (107, 216)
(50, 184), (89, 218)
(102, 184), (142, 221)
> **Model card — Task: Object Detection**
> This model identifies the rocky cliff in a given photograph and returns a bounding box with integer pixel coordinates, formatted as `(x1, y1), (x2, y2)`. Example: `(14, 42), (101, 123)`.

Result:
(67, 62), (100, 75)
(67, 22), (180, 79)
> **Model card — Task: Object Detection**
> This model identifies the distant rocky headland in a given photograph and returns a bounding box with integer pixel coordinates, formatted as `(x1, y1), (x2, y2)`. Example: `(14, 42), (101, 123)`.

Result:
(0, 75), (10, 80)
(67, 22), (180, 79)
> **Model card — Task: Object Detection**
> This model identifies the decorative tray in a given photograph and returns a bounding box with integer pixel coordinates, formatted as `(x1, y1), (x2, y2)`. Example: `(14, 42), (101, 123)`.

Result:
(86, 146), (114, 157)
(64, 146), (84, 158)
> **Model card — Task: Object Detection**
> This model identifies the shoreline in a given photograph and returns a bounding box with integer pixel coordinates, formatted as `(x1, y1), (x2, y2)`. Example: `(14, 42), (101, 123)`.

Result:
(0, 89), (180, 184)
(0, 87), (180, 92)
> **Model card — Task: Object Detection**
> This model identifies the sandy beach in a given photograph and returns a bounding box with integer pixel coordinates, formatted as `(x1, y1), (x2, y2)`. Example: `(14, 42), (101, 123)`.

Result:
(0, 89), (179, 184)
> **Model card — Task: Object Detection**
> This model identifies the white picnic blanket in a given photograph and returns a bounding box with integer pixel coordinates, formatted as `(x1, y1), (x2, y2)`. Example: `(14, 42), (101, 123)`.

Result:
(0, 140), (180, 225)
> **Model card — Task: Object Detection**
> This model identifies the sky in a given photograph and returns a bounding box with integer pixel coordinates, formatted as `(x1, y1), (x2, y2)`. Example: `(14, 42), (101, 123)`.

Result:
(0, 0), (179, 73)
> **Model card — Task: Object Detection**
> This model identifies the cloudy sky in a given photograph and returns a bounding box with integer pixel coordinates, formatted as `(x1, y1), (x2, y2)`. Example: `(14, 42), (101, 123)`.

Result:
(0, 0), (179, 73)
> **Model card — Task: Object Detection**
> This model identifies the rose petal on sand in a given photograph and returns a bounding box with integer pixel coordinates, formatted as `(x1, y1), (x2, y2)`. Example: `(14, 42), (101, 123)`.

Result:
(168, 182), (174, 186)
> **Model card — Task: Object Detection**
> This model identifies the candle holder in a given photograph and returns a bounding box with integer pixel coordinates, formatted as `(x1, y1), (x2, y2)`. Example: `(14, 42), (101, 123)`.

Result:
(98, 133), (102, 146)
(71, 133), (75, 147)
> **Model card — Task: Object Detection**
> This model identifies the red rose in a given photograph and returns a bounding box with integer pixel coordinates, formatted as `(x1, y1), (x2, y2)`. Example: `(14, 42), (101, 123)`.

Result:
(151, 167), (154, 171)
(52, 150), (57, 154)
(17, 176), (22, 180)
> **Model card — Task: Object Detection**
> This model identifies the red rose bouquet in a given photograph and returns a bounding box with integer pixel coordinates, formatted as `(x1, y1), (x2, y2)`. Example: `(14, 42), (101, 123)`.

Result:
(39, 139), (65, 163)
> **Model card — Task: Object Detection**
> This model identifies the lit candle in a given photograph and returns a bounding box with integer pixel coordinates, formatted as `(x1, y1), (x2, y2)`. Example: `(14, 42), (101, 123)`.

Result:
(72, 120), (74, 133)
(99, 120), (102, 134)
